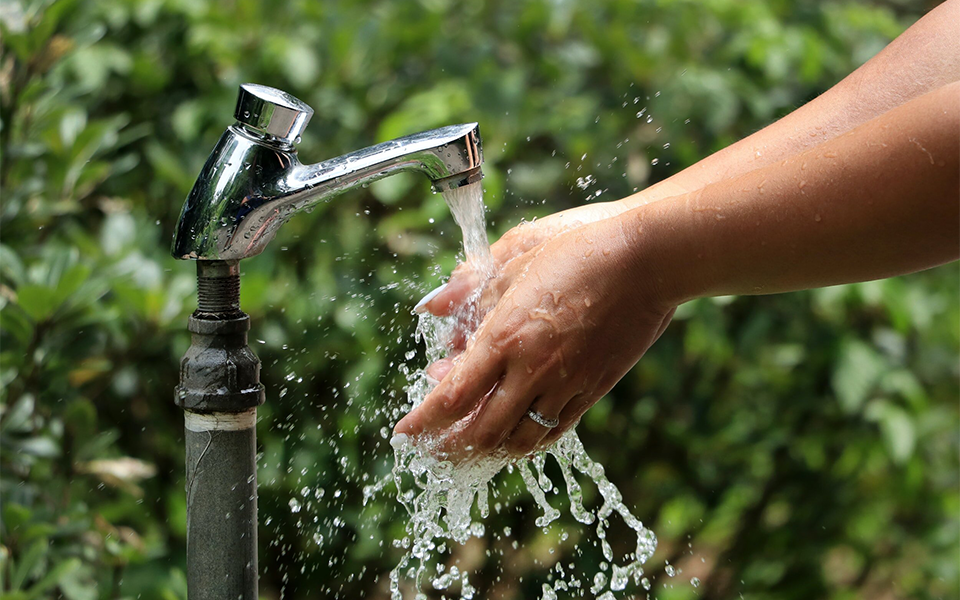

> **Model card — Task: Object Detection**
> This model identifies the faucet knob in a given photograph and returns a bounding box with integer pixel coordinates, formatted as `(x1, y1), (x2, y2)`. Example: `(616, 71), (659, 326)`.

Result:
(234, 83), (314, 146)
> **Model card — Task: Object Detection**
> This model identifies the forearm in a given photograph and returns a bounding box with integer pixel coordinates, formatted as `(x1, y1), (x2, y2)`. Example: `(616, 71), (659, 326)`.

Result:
(620, 0), (960, 210)
(627, 82), (959, 305)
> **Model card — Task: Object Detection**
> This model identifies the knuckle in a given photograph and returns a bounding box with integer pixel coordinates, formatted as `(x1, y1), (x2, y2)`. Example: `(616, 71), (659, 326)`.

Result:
(440, 388), (469, 413)
(451, 262), (470, 277)
(498, 227), (522, 245)
(505, 437), (536, 456)
(568, 392), (594, 414)
(475, 429), (504, 452)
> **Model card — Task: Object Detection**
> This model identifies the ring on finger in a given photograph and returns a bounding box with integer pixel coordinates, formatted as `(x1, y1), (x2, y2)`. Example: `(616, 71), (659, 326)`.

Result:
(526, 409), (559, 429)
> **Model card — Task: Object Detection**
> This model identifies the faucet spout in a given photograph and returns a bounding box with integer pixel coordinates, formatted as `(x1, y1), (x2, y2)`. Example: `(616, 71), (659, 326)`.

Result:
(172, 84), (483, 261)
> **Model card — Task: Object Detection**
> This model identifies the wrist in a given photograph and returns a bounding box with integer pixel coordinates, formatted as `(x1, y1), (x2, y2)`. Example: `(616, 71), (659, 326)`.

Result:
(615, 193), (717, 308)
(620, 179), (696, 211)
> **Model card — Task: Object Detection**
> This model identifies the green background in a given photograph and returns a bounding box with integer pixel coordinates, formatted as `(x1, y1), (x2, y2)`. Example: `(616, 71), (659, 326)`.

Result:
(1, 0), (957, 598)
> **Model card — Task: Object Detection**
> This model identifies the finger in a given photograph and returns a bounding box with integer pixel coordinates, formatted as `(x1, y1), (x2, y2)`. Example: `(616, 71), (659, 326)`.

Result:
(416, 268), (481, 316)
(488, 225), (534, 264)
(479, 251), (533, 313)
(448, 370), (539, 455)
(540, 392), (594, 448)
(502, 395), (567, 457)
(489, 220), (557, 262)
(425, 357), (455, 386)
(395, 349), (504, 435)
(448, 315), (474, 351)
(420, 223), (547, 317)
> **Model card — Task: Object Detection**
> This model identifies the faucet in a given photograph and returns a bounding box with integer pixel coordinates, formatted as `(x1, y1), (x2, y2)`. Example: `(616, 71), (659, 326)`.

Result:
(172, 83), (482, 262)
(171, 84), (483, 600)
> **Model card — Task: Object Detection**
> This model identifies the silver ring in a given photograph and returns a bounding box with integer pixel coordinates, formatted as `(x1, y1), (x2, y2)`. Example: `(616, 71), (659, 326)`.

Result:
(527, 410), (559, 429)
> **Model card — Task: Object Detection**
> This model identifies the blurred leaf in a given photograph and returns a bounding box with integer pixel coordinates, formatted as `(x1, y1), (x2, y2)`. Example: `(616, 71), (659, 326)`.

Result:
(3, 502), (32, 531)
(14, 286), (59, 322)
(281, 41), (321, 89)
(378, 82), (473, 140)
(24, 557), (82, 600)
(865, 399), (916, 464)
(0, 245), (26, 286)
(1, 395), (35, 433)
(831, 339), (885, 413)
(15, 437), (60, 458)
(57, 562), (97, 600)
(9, 537), (48, 591)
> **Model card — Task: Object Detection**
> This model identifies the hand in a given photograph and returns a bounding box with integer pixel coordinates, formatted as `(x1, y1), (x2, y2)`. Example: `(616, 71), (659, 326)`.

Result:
(396, 214), (677, 458)
(413, 201), (634, 393)
(416, 201), (628, 319)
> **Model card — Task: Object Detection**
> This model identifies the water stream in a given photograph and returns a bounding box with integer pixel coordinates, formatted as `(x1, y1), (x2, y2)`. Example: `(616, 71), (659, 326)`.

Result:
(379, 181), (659, 599)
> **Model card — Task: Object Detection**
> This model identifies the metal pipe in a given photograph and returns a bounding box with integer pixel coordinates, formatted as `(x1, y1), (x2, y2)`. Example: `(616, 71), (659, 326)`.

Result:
(176, 260), (264, 599)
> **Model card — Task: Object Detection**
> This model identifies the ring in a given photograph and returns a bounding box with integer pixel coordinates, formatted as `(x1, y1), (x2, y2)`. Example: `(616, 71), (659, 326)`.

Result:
(527, 410), (559, 429)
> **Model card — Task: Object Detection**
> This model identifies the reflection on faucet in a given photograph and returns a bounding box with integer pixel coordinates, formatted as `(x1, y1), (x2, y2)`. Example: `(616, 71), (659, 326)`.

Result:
(172, 83), (483, 262)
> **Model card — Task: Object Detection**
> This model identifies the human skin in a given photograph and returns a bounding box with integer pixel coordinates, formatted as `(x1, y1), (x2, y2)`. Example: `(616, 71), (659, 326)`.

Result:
(419, 0), (960, 322)
(397, 1), (960, 454)
(395, 81), (960, 457)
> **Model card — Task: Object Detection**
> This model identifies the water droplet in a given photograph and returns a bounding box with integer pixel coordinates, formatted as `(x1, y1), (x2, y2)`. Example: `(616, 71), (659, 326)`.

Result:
(576, 175), (596, 190)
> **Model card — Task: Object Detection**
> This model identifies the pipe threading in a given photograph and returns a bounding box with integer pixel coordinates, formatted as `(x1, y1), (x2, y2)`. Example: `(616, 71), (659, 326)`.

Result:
(195, 260), (243, 318)
(196, 273), (240, 314)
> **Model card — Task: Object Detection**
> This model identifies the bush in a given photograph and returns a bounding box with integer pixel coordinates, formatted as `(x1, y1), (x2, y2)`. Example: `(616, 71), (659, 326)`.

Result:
(1, 1), (956, 598)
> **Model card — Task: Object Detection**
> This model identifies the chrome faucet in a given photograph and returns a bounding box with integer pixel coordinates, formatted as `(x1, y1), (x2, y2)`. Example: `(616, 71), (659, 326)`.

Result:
(172, 83), (483, 261)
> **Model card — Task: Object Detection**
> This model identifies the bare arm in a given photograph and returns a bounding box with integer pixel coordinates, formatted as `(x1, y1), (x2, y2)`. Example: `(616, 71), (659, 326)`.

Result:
(420, 0), (960, 316)
(632, 81), (959, 303)
(397, 83), (959, 457)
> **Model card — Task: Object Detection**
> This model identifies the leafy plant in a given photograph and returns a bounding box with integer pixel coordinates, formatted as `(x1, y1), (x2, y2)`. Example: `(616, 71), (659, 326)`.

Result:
(1, 0), (956, 599)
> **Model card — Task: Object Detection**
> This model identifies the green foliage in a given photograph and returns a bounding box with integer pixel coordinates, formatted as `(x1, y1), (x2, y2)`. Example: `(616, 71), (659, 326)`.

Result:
(1, 0), (956, 599)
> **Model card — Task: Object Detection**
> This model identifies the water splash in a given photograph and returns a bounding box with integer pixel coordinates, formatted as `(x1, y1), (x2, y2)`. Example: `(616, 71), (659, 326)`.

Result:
(388, 180), (657, 599)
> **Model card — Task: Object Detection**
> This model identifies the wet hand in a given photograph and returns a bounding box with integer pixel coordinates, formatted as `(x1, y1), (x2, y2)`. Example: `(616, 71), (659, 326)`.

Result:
(416, 201), (627, 318)
(396, 216), (676, 457)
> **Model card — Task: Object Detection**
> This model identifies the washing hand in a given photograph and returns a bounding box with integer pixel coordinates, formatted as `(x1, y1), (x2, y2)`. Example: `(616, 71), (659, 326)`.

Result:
(401, 3), (960, 458)
(397, 81), (959, 460)
(397, 215), (677, 456)
(412, 201), (639, 395)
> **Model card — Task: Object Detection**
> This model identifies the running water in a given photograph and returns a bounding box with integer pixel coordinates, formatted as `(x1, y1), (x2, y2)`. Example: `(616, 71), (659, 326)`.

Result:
(441, 182), (495, 282)
(375, 181), (658, 599)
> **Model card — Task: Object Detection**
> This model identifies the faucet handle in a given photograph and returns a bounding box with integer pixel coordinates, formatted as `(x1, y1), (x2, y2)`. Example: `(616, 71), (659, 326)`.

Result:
(234, 83), (314, 146)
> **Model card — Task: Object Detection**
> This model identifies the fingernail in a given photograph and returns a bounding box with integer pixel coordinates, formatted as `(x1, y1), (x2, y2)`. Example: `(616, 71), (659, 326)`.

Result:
(395, 415), (418, 435)
(425, 373), (440, 387)
(414, 284), (446, 313)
